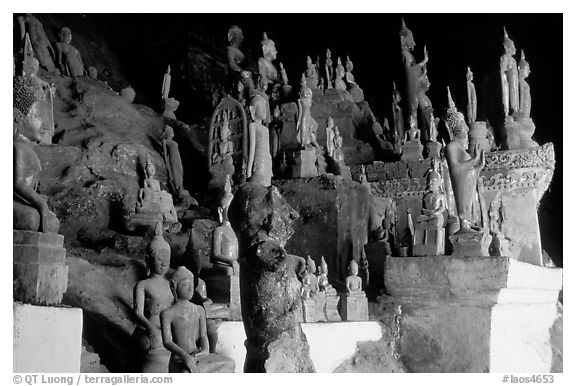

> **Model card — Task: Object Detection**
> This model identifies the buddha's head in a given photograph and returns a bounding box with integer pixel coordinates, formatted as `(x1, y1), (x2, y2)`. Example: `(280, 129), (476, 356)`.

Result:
(170, 266), (195, 301)
(147, 222), (170, 276)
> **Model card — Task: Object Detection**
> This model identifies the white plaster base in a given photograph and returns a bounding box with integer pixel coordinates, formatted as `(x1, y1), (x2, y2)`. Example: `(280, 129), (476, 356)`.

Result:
(13, 302), (83, 373)
(215, 321), (382, 373)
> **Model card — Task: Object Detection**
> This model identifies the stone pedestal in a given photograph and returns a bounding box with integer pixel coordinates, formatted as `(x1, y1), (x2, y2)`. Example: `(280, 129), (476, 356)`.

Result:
(302, 298), (317, 322)
(413, 226), (445, 256)
(313, 292), (341, 322)
(480, 144), (555, 265)
(385, 255), (563, 372)
(449, 231), (491, 257)
(338, 294), (368, 321)
(13, 230), (68, 305)
(504, 116), (521, 150)
(401, 140), (423, 161)
(516, 117), (539, 149)
(292, 148), (318, 178)
(14, 302), (83, 372)
(468, 121), (491, 153)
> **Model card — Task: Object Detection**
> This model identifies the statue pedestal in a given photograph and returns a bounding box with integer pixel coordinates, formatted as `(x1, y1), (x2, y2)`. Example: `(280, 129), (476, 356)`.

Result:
(449, 231), (491, 257)
(13, 230), (68, 305)
(292, 149), (318, 178)
(142, 348), (171, 373)
(314, 292), (341, 322)
(229, 274), (241, 321)
(14, 302), (82, 372)
(426, 141), (442, 159)
(504, 116), (522, 150)
(516, 117), (539, 149)
(480, 144), (555, 265)
(469, 121), (491, 153)
(301, 298), (317, 322)
(385, 255), (563, 372)
(413, 224), (445, 256)
(401, 140), (423, 161)
(338, 294), (369, 321)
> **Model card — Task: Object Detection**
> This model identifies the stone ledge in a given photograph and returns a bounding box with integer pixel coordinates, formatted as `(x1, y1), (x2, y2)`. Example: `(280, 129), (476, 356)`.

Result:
(385, 256), (562, 304)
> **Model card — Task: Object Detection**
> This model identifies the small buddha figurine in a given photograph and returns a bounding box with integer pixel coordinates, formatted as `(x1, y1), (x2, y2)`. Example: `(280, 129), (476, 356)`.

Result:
(325, 49), (334, 89)
(359, 250), (369, 288)
(13, 74), (60, 233)
(405, 115), (420, 142)
(161, 65), (171, 100)
(258, 32), (279, 93)
(345, 260), (364, 296)
(444, 87), (485, 233)
(466, 67), (477, 125)
(334, 57), (346, 91)
(226, 25), (246, 91)
(296, 77), (319, 149)
(279, 62), (289, 85)
(163, 125), (190, 202)
(301, 275), (312, 299)
(500, 27), (519, 117)
(325, 117), (336, 158)
(55, 27), (86, 77)
(269, 105), (283, 161)
(162, 97), (179, 120)
(212, 207), (239, 275)
(400, 19), (428, 120)
(391, 82), (405, 142)
(133, 222), (174, 371)
(304, 256), (319, 296)
(305, 56), (318, 89)
(417, 159), (446, 226)
(345, 56), (356, 85)
(219, 174), (234, 221)
(138, 156), (179, 227)
(317, 256), (336, 295)
(161, 267), (235, 373)
(518, 50), (531, 119)
(247, 94), (273, 186)
(88, 66), (98, 79)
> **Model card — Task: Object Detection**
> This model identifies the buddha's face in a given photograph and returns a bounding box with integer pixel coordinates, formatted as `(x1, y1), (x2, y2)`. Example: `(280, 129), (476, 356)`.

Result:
(60, 28), (72, 44)
(175, 277), (194, 300)
(428, 172), (442, 191)
(149, 250), (170, 276)
(263, 42), (277, 61)
(504, 39), (516, 55)
(520, 63), (530, 78)
(401, 31), (415, 51)
(88, 67), (98, 78)
(146, 163), (156, 178)
(327, 117), (334, 127)
(349, 263), (358, 276)
(17, 102), (49, 143)
(165, 126), (174, 139)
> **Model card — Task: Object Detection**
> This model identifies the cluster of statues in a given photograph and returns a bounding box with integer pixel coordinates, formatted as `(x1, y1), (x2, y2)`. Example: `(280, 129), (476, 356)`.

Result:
(133, 222), (235, 372)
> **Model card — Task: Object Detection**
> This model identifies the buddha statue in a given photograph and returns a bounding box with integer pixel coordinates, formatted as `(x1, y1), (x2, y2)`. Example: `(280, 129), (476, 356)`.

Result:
(500, 27), (519, 117)
(161, 97), (179, 120)
(18, 14), (56, 73)
(405, 115), (420, 142)
(305, 56), (318, 90)
(391, 82), (405, 142)
(400, 19), (428, 122)
(247, 94), (273, 186)
(466, 67), (477, 125)
(303, 256), (319, 296)
(317, 256), (336, 296)
(325, 49), (334, 89)
(161, 65), (171, 101)
(345, 261), (364, 296)
(345, 56), (356, 86)
(444, 88), (485, 234)
(325, 117), (336, 158)
(226, 25), (246, 91)
(137, 156), (179, 229)
(296, 78), (319, 149)
(13, 75), (60, 233)
(219, 174), (234, 221)
(258, 32), (279, 94)
(160, 267), (235, 373)
(418, 159), (446, 226)
(518, 50), (531, 119)
(88, 66), (98, 79)
(55, 27), (86, 77)
(334, 57), (346, 91)
(163, 125), (195, 206)
(133, 222), (175, 372)
(212, 207), (239, 275)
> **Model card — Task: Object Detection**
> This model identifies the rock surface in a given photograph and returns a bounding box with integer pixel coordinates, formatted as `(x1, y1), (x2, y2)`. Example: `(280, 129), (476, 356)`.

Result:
(229, 182), (315, 373)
